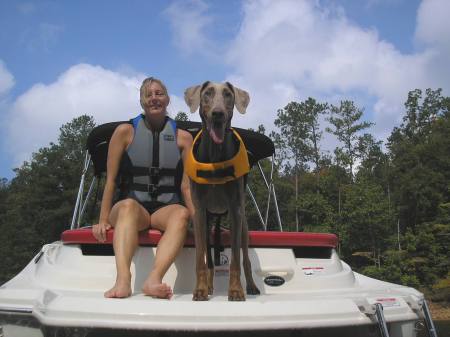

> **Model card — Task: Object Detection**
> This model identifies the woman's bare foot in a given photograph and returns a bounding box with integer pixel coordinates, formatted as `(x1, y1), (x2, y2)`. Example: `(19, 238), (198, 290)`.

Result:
(105, 276), (132, 298)
(142, 279), (173, 299)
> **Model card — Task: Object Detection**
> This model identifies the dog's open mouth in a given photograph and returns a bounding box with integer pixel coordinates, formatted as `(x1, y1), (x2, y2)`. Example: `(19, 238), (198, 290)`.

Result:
(208, 121), (225, 144)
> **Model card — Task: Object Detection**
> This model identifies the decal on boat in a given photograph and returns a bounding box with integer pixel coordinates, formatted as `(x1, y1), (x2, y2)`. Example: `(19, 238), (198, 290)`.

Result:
(215, 253), (230, 275)
(302, 267), (324, 276)
(374, 298), (401, 307)
(220, 253), (229, 266)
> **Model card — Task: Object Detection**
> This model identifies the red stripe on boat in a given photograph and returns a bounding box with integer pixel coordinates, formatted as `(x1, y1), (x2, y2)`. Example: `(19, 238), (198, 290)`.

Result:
(61, 228), (338, 248)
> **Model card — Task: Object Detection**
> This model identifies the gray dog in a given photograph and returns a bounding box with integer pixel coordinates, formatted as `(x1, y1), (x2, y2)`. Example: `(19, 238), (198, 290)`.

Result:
(184, 81), (260, 301)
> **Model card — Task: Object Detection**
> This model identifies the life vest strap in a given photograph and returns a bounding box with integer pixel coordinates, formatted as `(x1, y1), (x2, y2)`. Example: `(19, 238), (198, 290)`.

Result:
(197, 166), (235, 179)
(131, 166), (177, 177)
(130, 183), (177, 198)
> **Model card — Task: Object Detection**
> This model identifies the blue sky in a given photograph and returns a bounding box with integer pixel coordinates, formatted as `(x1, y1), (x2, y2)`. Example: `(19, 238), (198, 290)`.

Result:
(1, 0), (449, 179)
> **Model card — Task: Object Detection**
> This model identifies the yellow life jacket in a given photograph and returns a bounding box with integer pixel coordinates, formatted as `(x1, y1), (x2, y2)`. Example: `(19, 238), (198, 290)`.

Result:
(185, 128), (250, 184)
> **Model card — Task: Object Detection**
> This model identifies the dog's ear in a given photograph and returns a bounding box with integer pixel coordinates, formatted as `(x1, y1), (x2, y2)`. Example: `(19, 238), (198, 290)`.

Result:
(184, 85), (202, 113)
(226, 82), (250, 114)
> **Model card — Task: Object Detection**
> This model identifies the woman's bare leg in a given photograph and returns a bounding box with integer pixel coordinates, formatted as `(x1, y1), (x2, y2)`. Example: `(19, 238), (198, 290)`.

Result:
(142, 204), (189, 298)
(104, 199), (151, 298)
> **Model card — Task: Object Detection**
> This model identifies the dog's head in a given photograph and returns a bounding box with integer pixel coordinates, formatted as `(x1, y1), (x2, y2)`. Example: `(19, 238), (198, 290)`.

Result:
(184, 82), (250, 144)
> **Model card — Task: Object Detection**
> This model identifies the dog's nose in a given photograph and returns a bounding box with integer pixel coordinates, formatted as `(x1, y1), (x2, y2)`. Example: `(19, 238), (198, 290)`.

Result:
(212, 111), (224, 120)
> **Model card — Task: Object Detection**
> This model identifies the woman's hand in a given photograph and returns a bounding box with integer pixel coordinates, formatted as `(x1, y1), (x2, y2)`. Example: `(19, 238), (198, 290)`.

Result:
(92, 222), (112, 242)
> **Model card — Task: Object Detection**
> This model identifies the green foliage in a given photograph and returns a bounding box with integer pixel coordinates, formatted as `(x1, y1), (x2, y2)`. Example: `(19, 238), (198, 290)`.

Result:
(358, 222), (449, 292)
(272, 98), (327, 174)
(271, 98), (328, 230)
(340, 177), (392, 257)
(297, 191), (334, 232)
(0, 178), (8, 218)
(430, 272), (450, 302)
(174, 111), (189, 121)
(267, 88), (450, 291)
(0, 115), (95, 285)
(326, 100), (373, 180)
(388, 88), (450, 227)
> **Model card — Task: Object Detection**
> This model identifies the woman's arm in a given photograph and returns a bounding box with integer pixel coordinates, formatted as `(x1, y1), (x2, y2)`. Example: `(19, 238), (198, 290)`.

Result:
(177, 129), (195, 219)
(93, 123), (133, 242)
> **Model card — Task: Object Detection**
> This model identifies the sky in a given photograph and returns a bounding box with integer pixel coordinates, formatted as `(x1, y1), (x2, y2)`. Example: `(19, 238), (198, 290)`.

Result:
(1, 0), (449, 179)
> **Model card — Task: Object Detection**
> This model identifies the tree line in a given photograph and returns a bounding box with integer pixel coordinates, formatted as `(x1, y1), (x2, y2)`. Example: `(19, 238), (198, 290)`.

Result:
(247, 88), (449, 301)
(0, 89), (448, 303)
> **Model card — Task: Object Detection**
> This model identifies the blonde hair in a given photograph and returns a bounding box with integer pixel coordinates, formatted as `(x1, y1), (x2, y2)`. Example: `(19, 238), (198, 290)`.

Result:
(139, 77), (169, 108)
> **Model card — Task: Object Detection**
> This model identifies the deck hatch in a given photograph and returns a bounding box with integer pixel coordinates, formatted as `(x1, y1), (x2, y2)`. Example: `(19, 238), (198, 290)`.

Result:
(81, 244), (114, 256)
(293, 246), (332, 259)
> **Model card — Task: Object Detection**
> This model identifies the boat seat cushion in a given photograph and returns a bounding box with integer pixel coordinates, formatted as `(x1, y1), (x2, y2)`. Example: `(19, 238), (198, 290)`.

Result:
(61, 228), (337, 248)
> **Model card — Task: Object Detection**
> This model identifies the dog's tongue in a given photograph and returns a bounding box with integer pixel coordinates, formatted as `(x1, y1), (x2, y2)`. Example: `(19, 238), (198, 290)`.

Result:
(209, 127), (224, 144)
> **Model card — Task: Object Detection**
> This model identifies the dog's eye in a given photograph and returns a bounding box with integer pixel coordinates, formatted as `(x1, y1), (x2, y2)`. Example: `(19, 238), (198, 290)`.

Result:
(204, 88), (214, 97)
(223, 91), (233, 98)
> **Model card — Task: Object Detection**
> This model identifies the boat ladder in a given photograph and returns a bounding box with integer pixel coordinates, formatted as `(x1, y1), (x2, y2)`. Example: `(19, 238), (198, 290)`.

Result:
(421, 300), (438, 337)
(374, 303), (390, 337)
(361, 298), (438, 337)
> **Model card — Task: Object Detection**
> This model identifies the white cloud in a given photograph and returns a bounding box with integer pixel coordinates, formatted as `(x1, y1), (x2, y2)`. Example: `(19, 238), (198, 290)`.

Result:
(222, 0), (449, 150)
(415, 0), (450, 50)
(413, 0), (450, 90)
(6, 64), (146, 166)
(164, 0), (213, 56)
(0, 60), (15, 96)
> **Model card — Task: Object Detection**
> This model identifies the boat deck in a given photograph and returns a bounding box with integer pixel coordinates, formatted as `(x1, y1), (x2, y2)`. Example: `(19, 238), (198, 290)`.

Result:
(0, 232), (423, 334)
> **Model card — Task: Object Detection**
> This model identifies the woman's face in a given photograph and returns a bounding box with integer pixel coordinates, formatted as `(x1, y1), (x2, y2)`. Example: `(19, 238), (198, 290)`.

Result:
(141, 81), (169, 117)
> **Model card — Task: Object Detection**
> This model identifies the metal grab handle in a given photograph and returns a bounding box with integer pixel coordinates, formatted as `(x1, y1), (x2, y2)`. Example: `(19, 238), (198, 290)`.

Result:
(422, 300), (438, 337)
(374, 303), (390, 337)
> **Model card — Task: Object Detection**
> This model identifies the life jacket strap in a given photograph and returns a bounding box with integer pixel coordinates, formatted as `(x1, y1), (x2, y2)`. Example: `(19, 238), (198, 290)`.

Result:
(130, 183), (178, 199)
(131, 166), (177, 177)
(197, 166), (235, 179)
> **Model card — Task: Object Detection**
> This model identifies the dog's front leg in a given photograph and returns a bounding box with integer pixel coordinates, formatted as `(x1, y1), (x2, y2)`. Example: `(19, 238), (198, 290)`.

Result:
(193, 205), (209, 301)
(228, 201), (245, 301)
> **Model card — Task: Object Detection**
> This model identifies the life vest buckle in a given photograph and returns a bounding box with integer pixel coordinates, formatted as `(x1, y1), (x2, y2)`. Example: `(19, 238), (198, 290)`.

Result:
(147, 183), (158, 196)
(149, 167), (160, 177)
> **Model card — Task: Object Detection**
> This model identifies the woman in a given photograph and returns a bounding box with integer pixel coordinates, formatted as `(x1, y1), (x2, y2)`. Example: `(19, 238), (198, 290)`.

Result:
(92, 77), (194, 299)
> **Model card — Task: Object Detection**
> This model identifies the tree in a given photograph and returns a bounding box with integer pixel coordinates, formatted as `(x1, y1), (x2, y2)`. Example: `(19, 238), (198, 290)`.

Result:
(388, 89), (450, 229)
(303, 98), (327, 177)
(341, 177), (392, 261)
(175, 111), (189, 121)
(0, 178), (8, 217)
(326, 100), (374, 181)
(0, 115), (95, 285)
(271, 99), (327, 231)
(355, 134), (390, 199)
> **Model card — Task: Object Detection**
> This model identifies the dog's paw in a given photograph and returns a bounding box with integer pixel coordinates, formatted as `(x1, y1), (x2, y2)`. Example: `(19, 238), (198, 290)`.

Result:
(193, 288), (209, 301)
(228, 288), (246, 301)
(246, 284), (260, 295)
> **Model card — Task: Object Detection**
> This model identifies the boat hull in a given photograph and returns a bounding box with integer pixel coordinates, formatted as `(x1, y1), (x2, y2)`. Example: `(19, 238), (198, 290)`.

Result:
(0, 241), (424, 336)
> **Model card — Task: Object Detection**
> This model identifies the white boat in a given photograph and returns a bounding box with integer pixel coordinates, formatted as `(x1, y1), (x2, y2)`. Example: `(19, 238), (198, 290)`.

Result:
(0, 121), (438, 337)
